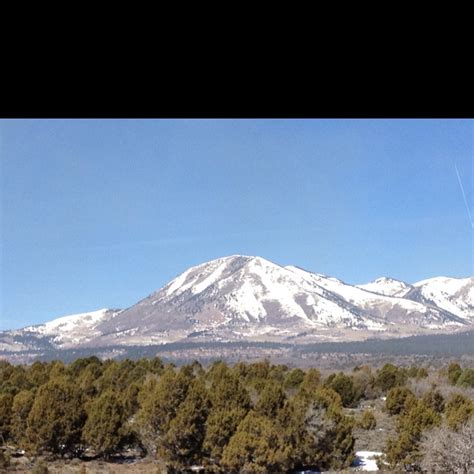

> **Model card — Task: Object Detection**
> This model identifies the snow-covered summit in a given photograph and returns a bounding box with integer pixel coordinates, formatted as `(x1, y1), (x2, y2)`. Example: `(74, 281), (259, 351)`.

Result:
(357, 277), (410, 297)
(2, 256), (472, 350)
(91, 255), (469, 346)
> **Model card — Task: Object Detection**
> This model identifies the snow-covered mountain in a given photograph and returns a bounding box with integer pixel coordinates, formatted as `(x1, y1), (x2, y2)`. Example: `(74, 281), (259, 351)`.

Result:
(0, 309), (119, 352)
(92, 255), (383, 346)
(1, 256), (473, 352)
(405, 277), (474, 322)
(357, 275), (474, 322)
(357, 277), (410, 297)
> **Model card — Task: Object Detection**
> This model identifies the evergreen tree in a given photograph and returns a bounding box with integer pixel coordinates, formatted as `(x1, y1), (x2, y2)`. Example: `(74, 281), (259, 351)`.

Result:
(275, 385), (355, 471)
(385, 386), (416, 415)
(447, 362), (462, 385)
(48, 360), (66, 380)
(297, 368), (321, 400)
(135, 366), (190, 455)
(68, 356), (102, 380)
(204, 407), (249, 466)
(0, 393), (13, 442)
(445, 392), (474, 430)
(123, 381), (141, 418)
(300, 388), (355, 470)
(326, 372), (359, 407)
(82, 389), (130, 459)
(221, 411), (292, 473)
(422, 388), (445, 413)
(10, 389), (35, 447)
(283, 368), (305, 391)
(27, 377), (86, 456)
(159, 379), (210, 470)
(245, 359), (271, 393)
(374, 363), (406, 392)
(255, 380), (286, 417)
(456, 368), (474, 388)
(203, 370), (251, 464)
(380, 400), (441, 470)
(27, 361), (49, 388)
(352, 365), (375, 400)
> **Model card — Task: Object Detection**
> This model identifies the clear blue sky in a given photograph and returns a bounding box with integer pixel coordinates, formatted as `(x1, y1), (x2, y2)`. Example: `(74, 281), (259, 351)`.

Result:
(1, 119), (472, 330)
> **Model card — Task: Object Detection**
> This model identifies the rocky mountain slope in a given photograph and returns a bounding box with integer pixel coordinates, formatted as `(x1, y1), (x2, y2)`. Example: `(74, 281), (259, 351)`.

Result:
(1, 256), (473, 353)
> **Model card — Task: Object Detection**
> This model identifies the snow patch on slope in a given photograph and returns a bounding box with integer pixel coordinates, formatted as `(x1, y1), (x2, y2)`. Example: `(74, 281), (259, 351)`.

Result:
(22, 309), (114, 346)
(25, 309), (110, 335)
(411, 276), (474, 320)
(287, 266), (425, 312)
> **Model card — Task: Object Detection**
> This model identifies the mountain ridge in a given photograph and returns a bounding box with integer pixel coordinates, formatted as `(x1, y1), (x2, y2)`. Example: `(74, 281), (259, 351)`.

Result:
(1, 255), (473, 355)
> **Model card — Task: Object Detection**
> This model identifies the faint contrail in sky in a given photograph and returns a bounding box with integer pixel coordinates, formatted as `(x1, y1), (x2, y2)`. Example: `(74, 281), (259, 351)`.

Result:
(454, 162), (473, 229)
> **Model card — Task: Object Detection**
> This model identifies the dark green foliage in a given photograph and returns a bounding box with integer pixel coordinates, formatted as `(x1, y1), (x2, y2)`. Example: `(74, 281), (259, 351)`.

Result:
(255, 381), (286, 417)
(385, 386), (416, 415)
(148, 356), (164, 374)
(396, 400), (441, 436)
(382, 430), (418, 470)
(284, 368), (305, 390)
(48, 360), (66, 380)
(297, 368), (321, 400)
(326, 372), (359, 407)
(123, 381), (141, 417)
(10, 390), (34, 445)
(68, 356), (102, 379)
(221, 411), (292, 473)
(82, 389), (131, 458)
(209, 370), (252, 413)
(27, 361), (49, 387)
(203, 371), (251, 463)
(381, 400), (441, 470)
(456, 368), (474, 388)
(206, 360), (230, 384)
(422, 388), (445, 413)
(406, 366), (428, 379)
(445, 392), (474, 430)
(245, 359), (271, 392)
(1, 356), (471, 473)
(134, 366), (190, 455)
(213, 371), (354, 472)
(0, 393), (14, 441)
(27, 376), (86, 456)
(268, 364), (288, 384)
(203, 407), (249, 464)
(448, 362), (462, 385)
(247, 359), (271, 380)
(159, 379), (210, 470)
(299, 388), (355, 470)
(374, 363), (407, 392)
(0, 363), (31, 396)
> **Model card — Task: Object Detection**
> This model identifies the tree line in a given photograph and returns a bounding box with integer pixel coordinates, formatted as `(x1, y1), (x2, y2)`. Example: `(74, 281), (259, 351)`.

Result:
(0, 357), (473, 472)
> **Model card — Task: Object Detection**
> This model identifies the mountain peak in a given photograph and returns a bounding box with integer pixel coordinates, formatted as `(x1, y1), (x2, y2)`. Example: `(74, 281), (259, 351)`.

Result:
(2, 256), (472, 354)
(356, 277), (409, 297)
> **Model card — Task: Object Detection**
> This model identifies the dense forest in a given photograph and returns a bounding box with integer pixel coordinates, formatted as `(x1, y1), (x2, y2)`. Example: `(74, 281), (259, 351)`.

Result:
(0, 357), (473, 472)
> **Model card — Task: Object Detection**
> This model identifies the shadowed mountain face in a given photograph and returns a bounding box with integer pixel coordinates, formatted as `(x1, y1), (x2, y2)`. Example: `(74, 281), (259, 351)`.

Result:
(1, 256), (473, 352)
